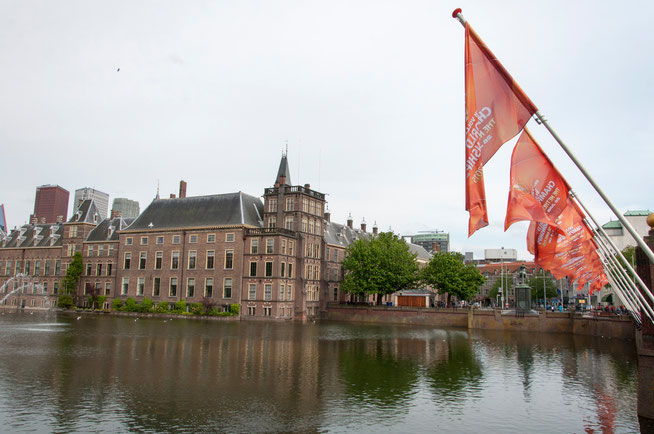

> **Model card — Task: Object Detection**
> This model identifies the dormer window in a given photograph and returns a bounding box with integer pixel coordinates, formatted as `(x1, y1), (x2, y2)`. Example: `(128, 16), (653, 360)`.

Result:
(108, 225), (115, 238)
(93, 213), (98, 223)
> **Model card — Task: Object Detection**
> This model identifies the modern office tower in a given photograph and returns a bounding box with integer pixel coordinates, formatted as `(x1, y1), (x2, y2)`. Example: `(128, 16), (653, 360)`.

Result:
(111, 198), (140, 219)
(74, 188), (109, 219)
(410, 230), (450, 254)
(33, 185), (69, 223)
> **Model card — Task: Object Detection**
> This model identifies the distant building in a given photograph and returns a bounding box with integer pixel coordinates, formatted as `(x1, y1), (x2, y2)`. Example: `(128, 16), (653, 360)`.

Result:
(602, 210), (652, 252)
(484, 248), (517, 262)
(0, 204), (6, 234)
(410, 231), (449, 254)
(112, 198), (140, 219)
(74, 188), (109, 220)
(33, 185), (69, 224)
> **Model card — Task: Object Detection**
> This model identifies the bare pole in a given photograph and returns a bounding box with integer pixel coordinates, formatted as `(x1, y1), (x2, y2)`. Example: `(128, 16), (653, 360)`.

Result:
(451, 8), (654, 265)
(572, 192), (654, 305)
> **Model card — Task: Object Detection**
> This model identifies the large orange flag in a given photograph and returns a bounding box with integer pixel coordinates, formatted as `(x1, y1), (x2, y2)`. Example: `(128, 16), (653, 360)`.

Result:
(504, 128), (570, 232)
(464, 23), (537, 236)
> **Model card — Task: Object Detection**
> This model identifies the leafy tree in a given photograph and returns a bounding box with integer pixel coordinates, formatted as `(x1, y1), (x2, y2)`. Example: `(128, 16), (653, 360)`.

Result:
(173, 300), (187, 314)
(341, 232), (419, 304)
(421, 252), (485, 305)
(96, 296), (107, 310)
(123, 297), (139, 312)
(527, 275), (558, 301)
(59, 252), (83, 307)
(488, 272), (513, 301)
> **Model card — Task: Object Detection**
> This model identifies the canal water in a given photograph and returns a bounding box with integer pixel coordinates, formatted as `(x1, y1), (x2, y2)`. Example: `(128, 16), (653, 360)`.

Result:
(0, 311), (643, 433)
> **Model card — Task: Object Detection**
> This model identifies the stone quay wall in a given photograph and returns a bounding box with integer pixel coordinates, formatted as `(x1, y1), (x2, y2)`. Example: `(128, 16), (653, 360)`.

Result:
(325, 304), (635, 340)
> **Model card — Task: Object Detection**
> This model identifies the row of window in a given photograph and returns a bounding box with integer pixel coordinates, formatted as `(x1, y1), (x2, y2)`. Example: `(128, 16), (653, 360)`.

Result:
(304, 264), (321, 281)
(246, 305), (293, 317)
(124, 233), (234, 246)
(0, 279), (60, 295)
(325, 247), (341, 262)
(123, 250), (233, 271)
(0, 260), (62, 277)
(121, 276), (232, 299)
(85, 263), (114, 276)
(247, 282), (293, 301)
(249, 238), (295, 255)
(268, 197), (323, 217)
(85, 244), (115, 257)
(249, 261), (294, 278)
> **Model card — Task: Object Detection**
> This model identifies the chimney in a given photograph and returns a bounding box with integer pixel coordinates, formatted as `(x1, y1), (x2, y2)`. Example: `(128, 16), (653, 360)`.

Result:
(432, 242), (438, 253)
(304, 183), (310, 189)
(361, 218), (367, 233)
(347, 213), (353, 229)
(325, 210), (330, 222)
(179, 180), (187, 199)
(111, 209), (122, 219)
(279, 175), (286, 186)
(170, 194), (176, 199)
(30, 215), (38, 224)
(56, 215), (64, 223)
(372, 221), (378, 236)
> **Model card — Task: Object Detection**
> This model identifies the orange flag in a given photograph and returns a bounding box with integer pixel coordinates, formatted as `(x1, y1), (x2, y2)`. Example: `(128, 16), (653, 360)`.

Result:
(464, 23), (537, 236)
(504, 128), (570, 232)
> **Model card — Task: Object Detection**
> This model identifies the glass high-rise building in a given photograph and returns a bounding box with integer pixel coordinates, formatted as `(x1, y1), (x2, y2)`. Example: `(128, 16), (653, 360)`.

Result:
(112, 198), (140, 219)
(74, 188), (109, 219)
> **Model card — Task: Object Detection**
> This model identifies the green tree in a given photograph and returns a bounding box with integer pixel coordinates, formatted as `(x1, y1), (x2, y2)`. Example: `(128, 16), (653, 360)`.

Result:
(58, 252), (83, 308)
(488, 272), (513, 302)
(341, 232), (419, 304)
(421, 252), (485, 305)
(527, 275), (558, 301)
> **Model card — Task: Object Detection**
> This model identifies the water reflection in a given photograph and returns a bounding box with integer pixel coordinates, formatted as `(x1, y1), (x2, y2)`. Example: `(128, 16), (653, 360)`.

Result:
(0, 313), (642, 433)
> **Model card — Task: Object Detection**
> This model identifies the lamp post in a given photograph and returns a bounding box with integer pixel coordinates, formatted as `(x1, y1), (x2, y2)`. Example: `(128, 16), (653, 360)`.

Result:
(500, 247), (504, 310)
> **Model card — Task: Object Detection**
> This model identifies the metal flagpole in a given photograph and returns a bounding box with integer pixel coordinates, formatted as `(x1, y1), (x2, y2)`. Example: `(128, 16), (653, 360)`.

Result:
(572, 192), (654, 305)
(451, 8), (654, 265)
(603, 268), (642, 324)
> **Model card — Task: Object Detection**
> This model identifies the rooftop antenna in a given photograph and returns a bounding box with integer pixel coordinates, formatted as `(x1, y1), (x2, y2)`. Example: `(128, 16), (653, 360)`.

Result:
(284, 140), (288, 157)
(156, 180), (160, 200)
(318, 148), (322, 192)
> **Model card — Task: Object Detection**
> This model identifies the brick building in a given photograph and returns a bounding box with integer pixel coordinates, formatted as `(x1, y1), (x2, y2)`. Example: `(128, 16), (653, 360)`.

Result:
(0, 153), (378, 320)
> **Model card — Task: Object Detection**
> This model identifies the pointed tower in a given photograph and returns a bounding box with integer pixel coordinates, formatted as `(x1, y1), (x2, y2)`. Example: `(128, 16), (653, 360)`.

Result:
(275, 151), (292, 187)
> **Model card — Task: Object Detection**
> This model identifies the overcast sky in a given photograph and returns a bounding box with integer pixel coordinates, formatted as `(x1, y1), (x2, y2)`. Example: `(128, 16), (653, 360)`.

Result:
(1, 0), (652, 260)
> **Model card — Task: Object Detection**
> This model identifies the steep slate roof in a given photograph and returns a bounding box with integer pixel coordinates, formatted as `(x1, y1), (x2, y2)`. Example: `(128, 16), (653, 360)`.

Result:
(87, 217), (134, 242)
(124, 192), (264, 231)
(406, 242), (432, 261)
(275, 154), (292, 186)
(69, 199), (101, 224)
(323, 221), (371, 248)
(1, 223), (64, 249)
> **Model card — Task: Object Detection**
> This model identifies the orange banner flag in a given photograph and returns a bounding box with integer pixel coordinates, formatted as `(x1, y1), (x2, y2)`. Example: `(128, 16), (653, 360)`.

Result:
(464, 23), (537, 236)
(504, 128), (570, 232)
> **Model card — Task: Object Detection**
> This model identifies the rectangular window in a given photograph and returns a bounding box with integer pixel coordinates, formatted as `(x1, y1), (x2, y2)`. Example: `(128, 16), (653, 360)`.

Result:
(333, 249), (338, 262)
(280, 284), (285, 300)
(105, 282), (111, 296)
(284, 216), (293, 231)
(96, 263), (102, 276)
(35, 260), (41, 276)
(125, 237), (133, 245)
(281, 240), (286, 255)
(156, 236), (164, 245)
(224, 250), (234, 269)
(44, 260), (50, 276)
(302, 218), (308, 232)
(226, 233), (235, 242)
(269, 198), (278, 212)
(280, 262), (286, 277)
(266, 239), (274, 254)
(188, 251), (196, 269)
(285, 197), (294, 211)
(309, 200), (315, 215)
(207, 234), (216, 243)
(302, 199), (308, 213)
(171, 251), (179, 269)
(15, 261), (21, 275)
(268, 217), (276, 228)
(186, 278), (195, 298)
(248, 283), (256, 300)
(288, 263), (293, 278)
(122, 277), (129, 295)
(25, 261), (30, 275)
(206, 250), (215, 269)
(250, 262), (257, 277)
(67, 244), (75, 257)
(69, 226), (78, 238)
(86, 264), (92, 276)
(289, 241), (294, 256)
(172, 235), (180, 244)
(139, 252), (147, 269)
(88, 245), (94, 256)
(153, 277), (160, 297)
(189, 234), (198, 243)
(98, 245), (104, 256)
(109, 245), (114, 256)
(124, 252), (131, 269)
(137, 277), (144, 296)
(286, 284), (292, 301)
(54, 281), (59, 295)
(5, 261), (10, 276)
(265, 261), (273, 277)
(316, 220), (321, 235)
(170, 278), (178, 297)
(43, 282), (48, 294)
(55, 260), (61, 276)
(140, 237), (148, 245)
(224, 278), (232, 298)
(205, 278), (213, 297)
(155, 251), (163, 269)
(107, 263), (113, 276)
(264, 307), (271, 316)
(248, 306), (255, 316)
(251, 239), (258, 254)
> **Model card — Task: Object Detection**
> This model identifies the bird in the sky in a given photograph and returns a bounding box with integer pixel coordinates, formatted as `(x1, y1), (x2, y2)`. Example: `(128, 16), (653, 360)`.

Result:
(117, 68), (120, 72)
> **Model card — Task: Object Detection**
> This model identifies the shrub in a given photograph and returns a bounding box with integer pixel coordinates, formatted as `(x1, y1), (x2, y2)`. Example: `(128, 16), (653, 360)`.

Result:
(190, 302), (206, 316)
(124, 297), (139, 312)
(208, 307), (220, 316)
(172, 300), (187, 314)
(112, 298), (123, 310)
(155, 301), (169, 313)
(96, 296), (107, 310)
(139, 298), (154, 313)
(58, 294), (74, 309)
(229, 304), (240, 315)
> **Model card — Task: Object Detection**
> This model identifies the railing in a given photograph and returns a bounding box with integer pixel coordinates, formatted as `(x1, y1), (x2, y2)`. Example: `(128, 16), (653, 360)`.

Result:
(264, 185), (325, 200)
(246, 227), (296, 237)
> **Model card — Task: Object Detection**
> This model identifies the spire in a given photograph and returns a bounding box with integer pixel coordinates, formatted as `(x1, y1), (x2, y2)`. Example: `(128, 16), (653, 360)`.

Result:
(155, 180), (160, 200)
(275, 149), (292, 186)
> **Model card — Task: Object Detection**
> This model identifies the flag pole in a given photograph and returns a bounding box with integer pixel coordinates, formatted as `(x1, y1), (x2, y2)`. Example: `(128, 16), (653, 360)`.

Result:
(452, 8), (654, 265)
